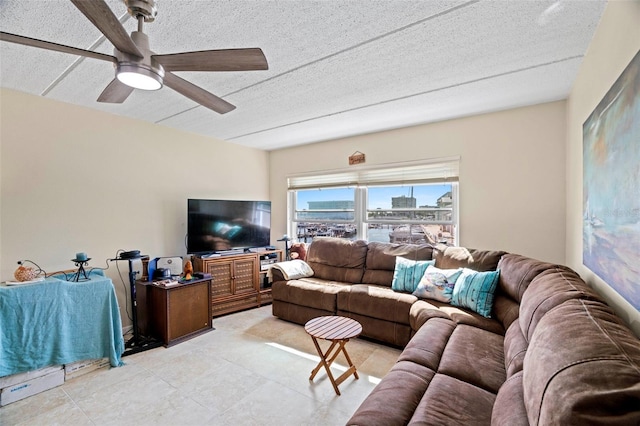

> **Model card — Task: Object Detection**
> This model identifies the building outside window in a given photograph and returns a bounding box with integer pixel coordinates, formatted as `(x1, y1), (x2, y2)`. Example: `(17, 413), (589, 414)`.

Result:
(288, 159), (459, 245)
(293, 188), (357, 241)
(366, 184), (456, 244)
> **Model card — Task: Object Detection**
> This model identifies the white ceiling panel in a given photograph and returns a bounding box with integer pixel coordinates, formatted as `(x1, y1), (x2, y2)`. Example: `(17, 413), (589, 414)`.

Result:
(0, 0), (607, 150)
(227, 57), (582, 150)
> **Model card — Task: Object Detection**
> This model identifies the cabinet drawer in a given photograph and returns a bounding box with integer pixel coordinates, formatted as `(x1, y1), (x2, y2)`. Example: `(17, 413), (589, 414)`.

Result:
(259, 291), (272, 305)
(212, 295), (259, 317)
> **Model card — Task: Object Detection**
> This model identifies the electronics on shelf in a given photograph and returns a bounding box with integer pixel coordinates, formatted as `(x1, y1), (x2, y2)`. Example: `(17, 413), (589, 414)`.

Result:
(260, 257), (278, 271)
(193, 272), (212, 279)
(155, 257), (183, 276)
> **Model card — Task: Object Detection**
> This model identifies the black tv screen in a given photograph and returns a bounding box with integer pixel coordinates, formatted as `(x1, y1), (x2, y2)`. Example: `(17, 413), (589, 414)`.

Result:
(187, 199), (271, 254)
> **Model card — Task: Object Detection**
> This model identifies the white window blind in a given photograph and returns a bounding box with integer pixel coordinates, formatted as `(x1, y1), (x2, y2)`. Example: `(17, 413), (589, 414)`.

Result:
(287, 157), (459, 190)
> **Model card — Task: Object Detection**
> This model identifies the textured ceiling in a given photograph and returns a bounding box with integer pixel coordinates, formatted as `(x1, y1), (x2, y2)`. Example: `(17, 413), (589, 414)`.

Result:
(0, 0), (606, 150)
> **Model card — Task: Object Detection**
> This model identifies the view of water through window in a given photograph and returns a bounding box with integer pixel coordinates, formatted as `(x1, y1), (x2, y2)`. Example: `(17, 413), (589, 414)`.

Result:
(293, 184), (455, 244)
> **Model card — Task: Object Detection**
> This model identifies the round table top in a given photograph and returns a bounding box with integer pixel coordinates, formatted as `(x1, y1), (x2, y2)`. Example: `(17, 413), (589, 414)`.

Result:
(304, 316), (362, 341)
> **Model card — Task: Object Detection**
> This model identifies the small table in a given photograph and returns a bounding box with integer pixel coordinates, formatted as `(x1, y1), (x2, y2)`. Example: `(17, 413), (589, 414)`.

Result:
(304, 315), (362, 395)
(0, 272), (124, 377)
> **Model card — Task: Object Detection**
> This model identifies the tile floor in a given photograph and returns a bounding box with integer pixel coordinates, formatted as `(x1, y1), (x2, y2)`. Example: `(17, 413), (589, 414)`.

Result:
(0, 306), (401, 425)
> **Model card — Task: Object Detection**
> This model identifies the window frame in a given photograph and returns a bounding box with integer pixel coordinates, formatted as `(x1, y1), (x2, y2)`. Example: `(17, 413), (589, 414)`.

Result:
(287, 160), (460, 245)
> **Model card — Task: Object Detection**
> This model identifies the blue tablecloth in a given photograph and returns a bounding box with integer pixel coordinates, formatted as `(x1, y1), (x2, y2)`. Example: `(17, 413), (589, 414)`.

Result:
(0, 271), (124, 377)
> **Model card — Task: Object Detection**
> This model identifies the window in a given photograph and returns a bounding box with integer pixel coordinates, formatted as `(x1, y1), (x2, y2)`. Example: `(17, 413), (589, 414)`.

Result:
(288, 159), (459, 245)
(292, 187), (358, 240)
(366, 183), (456, 244)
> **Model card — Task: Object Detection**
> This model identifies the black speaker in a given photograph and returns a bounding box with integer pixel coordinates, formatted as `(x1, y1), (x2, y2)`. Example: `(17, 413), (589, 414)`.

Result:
(119, 250), (141, 259)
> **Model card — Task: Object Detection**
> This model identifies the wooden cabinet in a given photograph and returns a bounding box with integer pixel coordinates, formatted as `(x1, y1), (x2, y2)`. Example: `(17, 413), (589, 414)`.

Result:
(194, 250), (282, 317)
(136, 278), (212, 347)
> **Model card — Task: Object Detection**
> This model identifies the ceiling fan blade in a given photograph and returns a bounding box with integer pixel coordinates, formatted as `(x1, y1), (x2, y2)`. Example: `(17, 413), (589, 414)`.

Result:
(70, 0), (143, 58)
(153, 48), (268, 72)
(163, 72), (235, 114)
(0, 31), (116, 63)
(97, 79), (135, 103)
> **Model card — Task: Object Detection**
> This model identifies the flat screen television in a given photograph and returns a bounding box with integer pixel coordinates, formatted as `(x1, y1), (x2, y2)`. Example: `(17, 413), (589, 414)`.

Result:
(187, 199), (271, 254)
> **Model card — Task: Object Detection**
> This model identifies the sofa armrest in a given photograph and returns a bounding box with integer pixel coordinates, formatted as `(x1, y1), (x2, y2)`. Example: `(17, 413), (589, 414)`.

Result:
(270, 267), (286, 282)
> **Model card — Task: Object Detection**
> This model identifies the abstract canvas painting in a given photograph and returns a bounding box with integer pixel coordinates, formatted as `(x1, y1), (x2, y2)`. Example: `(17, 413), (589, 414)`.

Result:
(583, 50), (640, 310)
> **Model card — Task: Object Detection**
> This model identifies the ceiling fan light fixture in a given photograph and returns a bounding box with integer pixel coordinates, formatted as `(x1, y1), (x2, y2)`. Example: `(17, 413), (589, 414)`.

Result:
(116, 63), (162, 90)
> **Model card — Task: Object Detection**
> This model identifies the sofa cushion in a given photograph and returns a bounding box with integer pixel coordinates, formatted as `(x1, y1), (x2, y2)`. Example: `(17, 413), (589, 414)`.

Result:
(399, 317), (456, 371)
(491, 372), (528, 426)
(337, 284), (417, 325)
(519, 267), (604, 342)
(497, 254), (561, 303)
(451, 268), (500, 318)
(337, 310), (413, 347)
(410, 374), (496, 425)
(362, 242), (434, 287)
(438, 324), (506, 394)
(306, 237), (368, 283)
(346, 361), (436, 426)
(503, 320), (527, 378)
(434, 244), (506, 272)
(409, 299), (452, 330)
(523, 299), (640, 425)
(391, 257), (434, 293)
(491, 294), (520, 330)
(409, 299), (505, 335)
(271, 277), (350, 312)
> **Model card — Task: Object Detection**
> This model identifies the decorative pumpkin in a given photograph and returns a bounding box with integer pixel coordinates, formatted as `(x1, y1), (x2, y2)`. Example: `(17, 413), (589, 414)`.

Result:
(14, 265), (39, 282)
(183, 260), (194, 280)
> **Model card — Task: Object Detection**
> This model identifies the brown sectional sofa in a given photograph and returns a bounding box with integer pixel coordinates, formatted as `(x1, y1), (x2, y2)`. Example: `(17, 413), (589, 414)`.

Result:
(271, 237), (640, 425)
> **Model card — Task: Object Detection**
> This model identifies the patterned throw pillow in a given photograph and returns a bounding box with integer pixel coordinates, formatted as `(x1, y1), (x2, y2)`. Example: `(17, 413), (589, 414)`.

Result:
(391, 257), (435, 293)
(451, 268), (501, 318)
(425, 265), (464, 285)
(413, 271), (455, 302)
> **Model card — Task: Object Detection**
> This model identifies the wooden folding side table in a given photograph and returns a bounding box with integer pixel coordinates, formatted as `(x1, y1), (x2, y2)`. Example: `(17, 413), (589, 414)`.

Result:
(304, 315), (362, 395)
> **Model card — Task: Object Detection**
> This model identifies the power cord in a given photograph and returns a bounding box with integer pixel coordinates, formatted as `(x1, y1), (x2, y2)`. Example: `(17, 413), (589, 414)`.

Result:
(86, 256), (111, 277)
(111, 249), (133, 322)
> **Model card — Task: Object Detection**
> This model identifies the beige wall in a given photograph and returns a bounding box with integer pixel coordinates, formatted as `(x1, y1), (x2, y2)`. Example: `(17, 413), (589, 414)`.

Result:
(0, 88), (269, 327)
(567, 0), (640, 335)
(270, 101), (567, 264)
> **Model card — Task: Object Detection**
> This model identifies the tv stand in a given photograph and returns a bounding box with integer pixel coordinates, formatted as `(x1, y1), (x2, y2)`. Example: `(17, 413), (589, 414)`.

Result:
(193, 249), (283, 317)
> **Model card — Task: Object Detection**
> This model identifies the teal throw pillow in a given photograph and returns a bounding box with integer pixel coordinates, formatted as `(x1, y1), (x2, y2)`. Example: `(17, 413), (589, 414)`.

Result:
(413, 271), (455, 302)
(451, 268), (500, 318)
(391, 257), (435, 293)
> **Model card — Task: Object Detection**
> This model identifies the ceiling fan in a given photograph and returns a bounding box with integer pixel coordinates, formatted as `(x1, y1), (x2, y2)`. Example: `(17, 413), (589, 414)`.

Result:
(0, 0), (268, 114)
